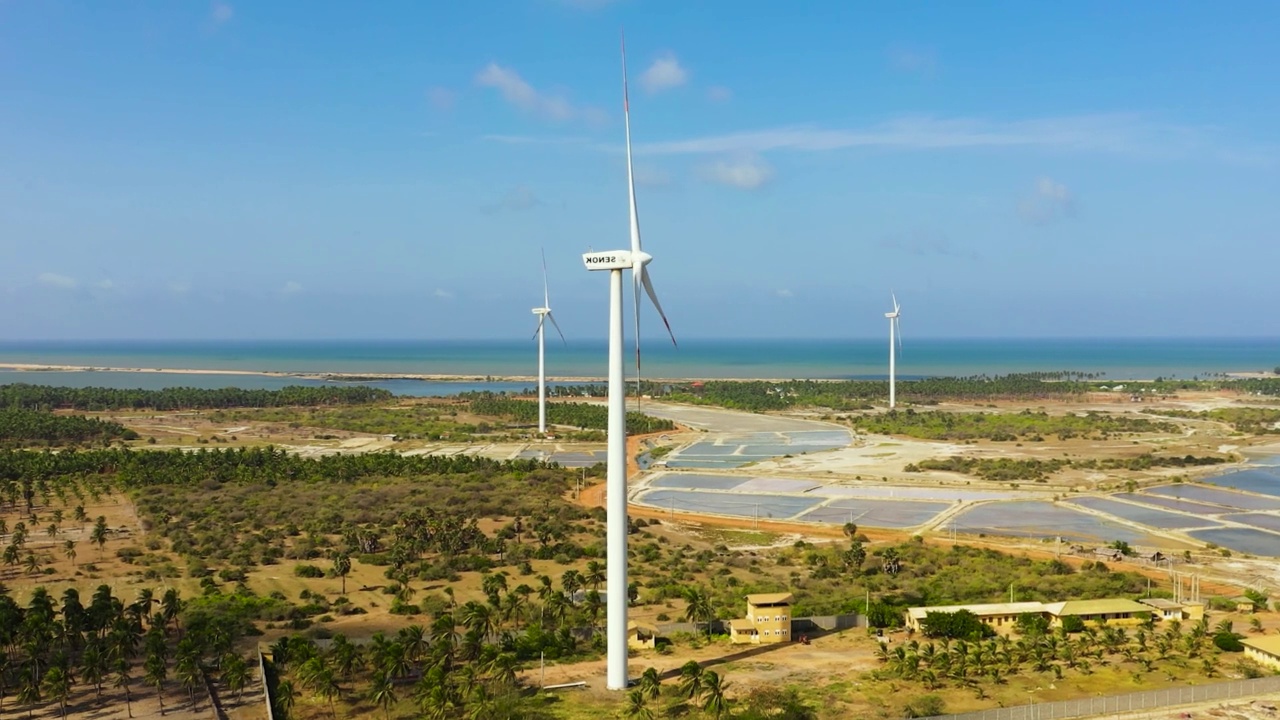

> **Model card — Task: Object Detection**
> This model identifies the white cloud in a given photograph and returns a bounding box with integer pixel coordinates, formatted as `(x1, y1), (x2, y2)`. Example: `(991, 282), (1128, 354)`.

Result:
(434, 288), (454, 300)
(427, 86), (455, 111)
(776, 288), (794, 298)
(640, 53), (688, 94)
(95, 279), (115, 291)
(38, 272), (77, 289)
(168, 281), (192, 295)
(701, 155), (774, 190)
(1019, 176), (1075, 225)
(210, 1), (233, 26)
(636, 114), (1209, 158)
(476, 63), (600, 124)
(281, 281), (303, 295)
(888, 46), (937, 74)
(707, 86), (733, 103)
(632, 164), (672, 188)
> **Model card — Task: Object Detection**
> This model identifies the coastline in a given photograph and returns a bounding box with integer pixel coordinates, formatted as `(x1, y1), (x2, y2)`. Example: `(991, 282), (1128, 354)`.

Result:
(0, 362), (1275, 386)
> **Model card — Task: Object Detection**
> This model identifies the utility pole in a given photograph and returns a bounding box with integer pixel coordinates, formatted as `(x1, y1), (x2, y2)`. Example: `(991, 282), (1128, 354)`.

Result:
(754, 503), (759, 531)
(540, 651), (545, 688)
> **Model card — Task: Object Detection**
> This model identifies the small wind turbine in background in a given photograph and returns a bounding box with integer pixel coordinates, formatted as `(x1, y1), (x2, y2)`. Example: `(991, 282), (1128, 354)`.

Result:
(885, 293), (902, 409)
(531, 248), (565, 435)
(580, 32), (676, 691)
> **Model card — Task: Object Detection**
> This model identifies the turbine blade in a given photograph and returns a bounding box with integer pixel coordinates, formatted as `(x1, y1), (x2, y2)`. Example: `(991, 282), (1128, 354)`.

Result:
(622, 33), (642, 256)
(895, 317), (903, 354)
(633, 270), (643, 405)
(547, 311), (566, 345)
(640, 266), (677, 347)
(541, 246), (550, 308)
(892, 292), (899, 314)
(532, 315), (545, 341)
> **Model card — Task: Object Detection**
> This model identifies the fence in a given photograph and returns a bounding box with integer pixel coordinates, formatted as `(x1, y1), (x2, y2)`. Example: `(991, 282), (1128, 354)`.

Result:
(923, 675), (1280, 720)
(258, 650), (277, 720)
(656, 613), (862, 638)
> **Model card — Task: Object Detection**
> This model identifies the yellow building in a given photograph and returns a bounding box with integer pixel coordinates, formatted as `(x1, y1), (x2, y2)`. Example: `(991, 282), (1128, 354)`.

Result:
(905, 602), (1045, 633)
(1044, 599), (1152, 627)
(627, 620), (658, 650)
(730, 592), (793, 644)
(1242, 636), (1280, 671)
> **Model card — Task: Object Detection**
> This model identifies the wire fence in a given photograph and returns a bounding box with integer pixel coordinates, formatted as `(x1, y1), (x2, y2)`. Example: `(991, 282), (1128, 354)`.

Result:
(923, 675), (1280, 720)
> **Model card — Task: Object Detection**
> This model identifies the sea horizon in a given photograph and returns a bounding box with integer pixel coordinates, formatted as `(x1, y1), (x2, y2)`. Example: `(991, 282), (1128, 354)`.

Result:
(0, 337), (1275, 396)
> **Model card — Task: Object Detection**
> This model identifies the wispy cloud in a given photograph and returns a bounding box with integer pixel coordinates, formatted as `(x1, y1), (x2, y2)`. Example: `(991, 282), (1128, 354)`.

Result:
(776, 288), (794, 298)
(427, 86), (455, 111)
(94, 279), (115, 291)
(210, 1), (234, 27)
(880, 231), (980, 260)
(1019, 176), (1075, 225)
(38, 272), (77, 289)
(635, 114), (1212, 158)
(281, 281), (303, 295)
(707, 86), (733, 103)
(888, 45), (937, 75)
(434, 288), (454, 300)
(168, 281), (192, 295)
(633, 164), (672, 188)
(476, 63), (602, 124)
(482, 185), (542, 214)
(640, 53), (688, 94)
(700, 154), (774, 190)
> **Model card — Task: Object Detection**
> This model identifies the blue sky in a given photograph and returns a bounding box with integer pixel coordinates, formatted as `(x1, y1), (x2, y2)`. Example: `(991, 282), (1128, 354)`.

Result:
(2, 0), (1278, 340)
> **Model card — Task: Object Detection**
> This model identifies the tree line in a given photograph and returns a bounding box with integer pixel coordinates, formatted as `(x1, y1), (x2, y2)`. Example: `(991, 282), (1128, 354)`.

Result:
(0, 408), (139, 448)
(462, 393), (675, 435)
(0, 383), (392, 412)
(847, 408), (1178, 442)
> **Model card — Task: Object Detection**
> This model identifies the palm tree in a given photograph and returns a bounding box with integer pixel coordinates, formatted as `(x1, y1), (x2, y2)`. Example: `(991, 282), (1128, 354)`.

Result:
(678, 660), (704, 701)
(682, 587), (715, 639)
(221, 654), (250, 703)
(274, 679), (297, 718)
(625, 689), (655, 719)
(333, 552), (352, 595)
(460, 601), (495, 640)
(700, 670), (731, 718)
(43, 666), (71, 719)
(17, 664), (40, 720)
(81, 642), (107, 702)
(175, 654), (202, 709)
(144, 653), (167, 715)
(113, 658), (133, 718)
(585, 560), (606, 592)
(638, 666), (661, 699)
(62, 540), (76, 567)
(91, 516), (109, 555)
(370, 672), (397, 720)
(1250, 617), (1264, 634)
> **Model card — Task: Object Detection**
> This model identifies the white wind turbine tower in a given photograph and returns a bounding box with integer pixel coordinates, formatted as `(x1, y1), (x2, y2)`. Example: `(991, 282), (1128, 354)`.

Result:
(885, 293), (902, 409)
(581, 33), (677, 691)
(531, 248), (566, 435)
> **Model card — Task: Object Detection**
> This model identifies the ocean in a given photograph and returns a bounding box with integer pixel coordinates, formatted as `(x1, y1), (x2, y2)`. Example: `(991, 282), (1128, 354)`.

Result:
(0, 338), (1275, 396)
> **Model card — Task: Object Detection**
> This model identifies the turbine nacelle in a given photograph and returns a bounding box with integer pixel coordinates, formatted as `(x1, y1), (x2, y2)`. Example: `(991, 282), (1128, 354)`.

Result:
(583, 250), (634, 271)
(532, 307), (550, 315)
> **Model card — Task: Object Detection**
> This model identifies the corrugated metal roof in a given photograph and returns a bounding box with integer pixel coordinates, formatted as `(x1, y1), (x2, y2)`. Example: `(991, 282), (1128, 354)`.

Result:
(1242, 636), (1280, 656)
(1138, 598), (1183, 610)
(1044, 599), (1150, 616)
(728, 619), (758, 632)
(907, 602), (1045, 620)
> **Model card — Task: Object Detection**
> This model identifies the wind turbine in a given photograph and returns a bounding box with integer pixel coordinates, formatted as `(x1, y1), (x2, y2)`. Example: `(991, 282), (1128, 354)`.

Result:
(581, 33), (677, 691)
(885, 293), (902, 409)
(532, 248), (566, 435)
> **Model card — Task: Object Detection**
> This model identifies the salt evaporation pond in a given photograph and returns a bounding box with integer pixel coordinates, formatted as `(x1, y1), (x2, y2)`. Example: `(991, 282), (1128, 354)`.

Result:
(1146, 485), (1280, 510)
(1113, 493), (1231, 515)
(650, 474), (748, 491)
(664, 430), (848, 469)
(953, 502), (1150, 544)
(799, 499), (950, 528)
(1188, 527), (1280, 556)
(516, 449), (606, 467)
(1205, 467), (1280, 498)
(1222, 513), (1280, 533)
(635, 489), (824, 520)
(808, 485), (1049, 502)
(1066, 497), (1221, 530)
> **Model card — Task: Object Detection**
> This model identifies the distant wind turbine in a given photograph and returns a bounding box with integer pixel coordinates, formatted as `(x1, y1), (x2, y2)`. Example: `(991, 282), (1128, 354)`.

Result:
(885, 293), (902, 409)
(532, 248), (566, 435)
(580, 31), (677, 691)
